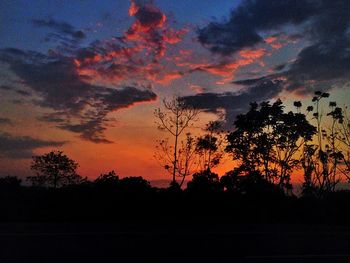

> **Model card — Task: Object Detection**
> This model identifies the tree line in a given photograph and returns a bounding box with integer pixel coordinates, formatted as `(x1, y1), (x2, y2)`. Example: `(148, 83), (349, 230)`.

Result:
(0, 91), (350, 223)
(154, 92), (350, 197)
(1, 91), (350, 199)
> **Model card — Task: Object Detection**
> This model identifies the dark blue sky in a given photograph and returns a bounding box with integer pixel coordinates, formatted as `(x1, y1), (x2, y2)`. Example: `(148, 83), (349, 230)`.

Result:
(0, 0), (238, 51)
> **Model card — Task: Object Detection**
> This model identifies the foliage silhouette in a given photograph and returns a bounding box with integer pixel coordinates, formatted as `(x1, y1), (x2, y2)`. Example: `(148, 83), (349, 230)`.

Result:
(226, 99), (316, 192)
(301, 92), (349, 196)
(195, 121), (225, 172)
(0, 175), (22, 191)
(94, 170), (119, 189)
(28, 150), (85, 188)
(1, 93), (350, 226)
(186, 169), (222, 194)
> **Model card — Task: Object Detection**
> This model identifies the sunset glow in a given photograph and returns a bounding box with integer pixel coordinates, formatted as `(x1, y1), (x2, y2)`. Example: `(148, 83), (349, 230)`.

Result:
(1, 0), (350, 185)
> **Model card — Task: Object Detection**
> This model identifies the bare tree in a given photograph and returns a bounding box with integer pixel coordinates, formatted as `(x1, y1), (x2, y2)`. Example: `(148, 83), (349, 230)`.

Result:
(155, 133), (198, 187)
(154, 97), (200, 186)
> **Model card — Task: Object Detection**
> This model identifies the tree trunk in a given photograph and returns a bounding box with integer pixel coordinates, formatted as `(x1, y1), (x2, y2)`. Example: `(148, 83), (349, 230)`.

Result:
(172, 113), (179, 185)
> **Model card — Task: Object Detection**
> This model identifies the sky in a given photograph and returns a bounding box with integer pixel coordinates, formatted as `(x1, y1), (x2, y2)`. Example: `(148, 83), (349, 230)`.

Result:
(0, 0), (350, 182)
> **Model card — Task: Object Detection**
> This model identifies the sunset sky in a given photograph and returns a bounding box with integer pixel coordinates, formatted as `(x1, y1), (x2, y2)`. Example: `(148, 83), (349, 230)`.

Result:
(1, 0), (349, 182)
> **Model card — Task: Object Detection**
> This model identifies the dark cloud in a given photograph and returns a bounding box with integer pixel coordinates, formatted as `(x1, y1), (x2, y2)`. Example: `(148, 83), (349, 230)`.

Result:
(0, 118), (12, 125)
(272, 63), (287, 72)
(0, 85), (13, 91)
(284, 37), (350, 93)
(0, 48), (157, 143)
(182, 78), (284, 128)
(56, 86), (157, 144)
(238, 1), (350, 94)
(0, 132), (65, 159)
(0, 84), (31, 97)
(31, 18), (86, 40)
(190, 0), (350, 122)
(198, 0), (318, 56)
(15, 89), (31, 96)
(31, 18), (86, 54)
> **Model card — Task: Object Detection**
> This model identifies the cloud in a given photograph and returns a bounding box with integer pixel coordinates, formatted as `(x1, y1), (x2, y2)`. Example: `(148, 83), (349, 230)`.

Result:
(237, 1), (350, 95)
(0, 84), (31, 97)
(123, 0), (187, 59)
(31, 18), (86, 40)
(0, 85), (13, 91)
(0, 132), (65, 159)
(57, 86), (157, 143)
(188, 0), (350, 123)
(239, 48), (266, 59)
(284, 37), (350, 94)
(186, 59), (255, 81)
(67, 1), (188, 86)
(182, 78), (284, 128)
(197, 0), (317, 56)
(0, 118), (12, 125)
(1, 1), (187, 143)
(0, 48), (157, 143)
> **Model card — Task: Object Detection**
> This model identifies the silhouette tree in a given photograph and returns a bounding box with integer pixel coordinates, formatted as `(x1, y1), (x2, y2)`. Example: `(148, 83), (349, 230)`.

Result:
(274, 108), (316, 190)
(118, 176), (152, 193)
(29, 150), (84, 188)
(301, 92), (344, 195)
(154, 97), (200, 186)
(187, 169), (222, 194)
(195, 121), (224, 172)
(0, 176), (21, 190)
(221, 169), (284, 197)
(226, 100), (315, 191)
(94, 170), (119, 189)
(155, 133), (197, 187)
(337, 107), (350, 179)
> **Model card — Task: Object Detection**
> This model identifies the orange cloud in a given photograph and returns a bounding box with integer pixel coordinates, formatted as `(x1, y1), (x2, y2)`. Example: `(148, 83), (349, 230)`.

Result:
(271, 43), (283, 49)
(71, 0), (189, 88)
(163, 28), (189, 44)
(265, 36), (277, 44)
(128, 1), (139, 16)
(192, 59), (254, 78)
(189, 84), (205, 93)
(123, 1), (187, 60)
(155, 71), (184, 85)
(265, 34), (301, 50)
(239, 48), (266, 59)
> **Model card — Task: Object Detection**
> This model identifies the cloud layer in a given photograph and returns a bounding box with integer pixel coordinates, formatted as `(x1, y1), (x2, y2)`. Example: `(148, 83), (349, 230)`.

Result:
(185, 0), (350, 125)
(0, 132), (65, 159)
(0, 48), (157, 143)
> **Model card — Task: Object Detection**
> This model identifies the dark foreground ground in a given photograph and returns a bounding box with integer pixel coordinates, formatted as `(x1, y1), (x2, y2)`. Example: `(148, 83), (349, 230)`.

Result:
(1, 222), (350, 263)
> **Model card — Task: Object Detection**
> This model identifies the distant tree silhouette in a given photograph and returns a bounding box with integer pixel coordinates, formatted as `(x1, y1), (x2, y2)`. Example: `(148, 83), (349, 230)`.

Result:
(28, 150), (84, 188)
(226, 100), (316, 192)
(221, 169), (284, 197)
(195, 121), (224, 172)
(0, 176), (21, 190)
(94, 170), (119, 189)
(154, 97), (200, 186)
(187, 169), (222, 194)
(118, 176), (152, 193)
